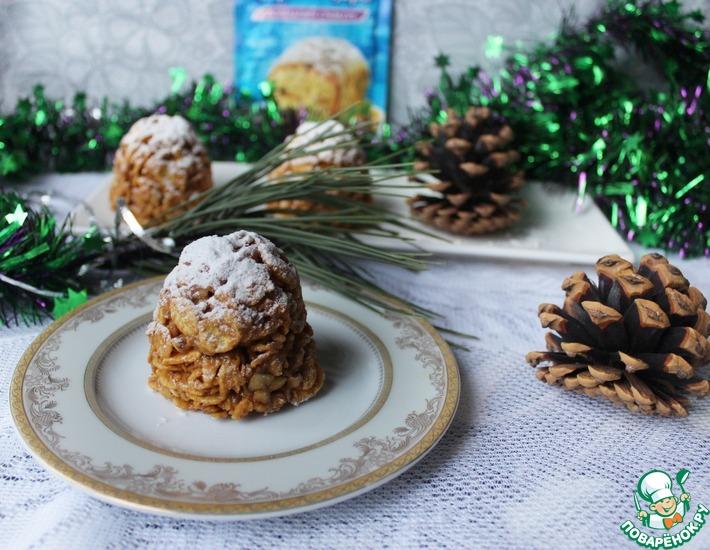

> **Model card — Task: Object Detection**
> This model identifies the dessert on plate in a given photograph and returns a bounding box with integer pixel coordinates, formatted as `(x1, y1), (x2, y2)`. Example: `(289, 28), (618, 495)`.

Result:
(146, 230), (324, 419)
(268, 37), (370, 117)
(110, 114), (212, 227)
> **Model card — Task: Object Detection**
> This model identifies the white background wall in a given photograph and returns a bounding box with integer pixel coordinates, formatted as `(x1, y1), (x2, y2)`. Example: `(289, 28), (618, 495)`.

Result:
(1, 0), (708, 124)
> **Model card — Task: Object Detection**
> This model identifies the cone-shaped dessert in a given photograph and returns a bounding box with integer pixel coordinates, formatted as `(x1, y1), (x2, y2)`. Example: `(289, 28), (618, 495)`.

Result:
(110, 114), (212, 227)
(268, 120), (370, 216)
(147, 230), (323, 419)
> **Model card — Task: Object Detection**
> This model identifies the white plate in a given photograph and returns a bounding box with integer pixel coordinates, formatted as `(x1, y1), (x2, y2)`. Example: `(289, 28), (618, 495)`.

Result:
(71, 161), (633, 265)
(10, 278), (459, 520)
(375, 181), (635, 264)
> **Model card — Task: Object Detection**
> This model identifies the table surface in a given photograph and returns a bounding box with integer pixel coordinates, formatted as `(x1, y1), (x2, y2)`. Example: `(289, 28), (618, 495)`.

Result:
(2, 174), (709, 550)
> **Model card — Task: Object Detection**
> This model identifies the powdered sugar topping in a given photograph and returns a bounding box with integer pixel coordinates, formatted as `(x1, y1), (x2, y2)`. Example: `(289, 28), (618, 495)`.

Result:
(115, 114), (210, 199)
(161, 231), (297, 323)
(119, 114), (207, 174)
(122, 114), (198, 147)
(284, 120), (362, 167)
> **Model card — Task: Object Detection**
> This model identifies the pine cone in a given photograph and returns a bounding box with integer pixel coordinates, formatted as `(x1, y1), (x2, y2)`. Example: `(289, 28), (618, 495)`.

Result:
(408, 107), (525, 236)
(526, 254), (710, 417)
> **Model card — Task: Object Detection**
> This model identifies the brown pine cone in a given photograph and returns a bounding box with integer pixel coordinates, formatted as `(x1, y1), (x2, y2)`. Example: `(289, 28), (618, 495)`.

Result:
(526, 254), (710, 417)
(408, 107), (525, 236)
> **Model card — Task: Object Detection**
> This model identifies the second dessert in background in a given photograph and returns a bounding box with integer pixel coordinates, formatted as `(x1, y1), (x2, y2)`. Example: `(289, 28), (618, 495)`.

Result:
(268, 120), (371, 217)
(110, 114), (213, 227)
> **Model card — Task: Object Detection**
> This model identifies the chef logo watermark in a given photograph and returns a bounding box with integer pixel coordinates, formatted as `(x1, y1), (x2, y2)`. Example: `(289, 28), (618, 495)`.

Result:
(620, 468), (709, 548)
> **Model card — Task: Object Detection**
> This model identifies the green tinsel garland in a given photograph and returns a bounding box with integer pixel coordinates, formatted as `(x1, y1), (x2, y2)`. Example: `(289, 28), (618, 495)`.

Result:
(0, 70), (296, 180)
(422, 0), (709, 257)
(0, 193), (103, 325)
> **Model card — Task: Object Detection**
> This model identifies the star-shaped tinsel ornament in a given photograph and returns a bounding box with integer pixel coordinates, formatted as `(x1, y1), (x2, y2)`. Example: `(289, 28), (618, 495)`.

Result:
(52, 288), (88, 319)
(0, 153), (19, 176)
(434, 53), (450, 68)
(4, 203), (28, 226)
(485, 35), (504, 59)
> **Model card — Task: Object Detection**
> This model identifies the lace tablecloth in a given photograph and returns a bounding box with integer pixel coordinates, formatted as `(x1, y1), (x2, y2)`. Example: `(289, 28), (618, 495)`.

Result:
(2, 174), (709, 549)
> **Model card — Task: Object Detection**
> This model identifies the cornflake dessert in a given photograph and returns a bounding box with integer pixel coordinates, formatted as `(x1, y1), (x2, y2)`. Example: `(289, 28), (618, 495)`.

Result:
(110, 114), (212, 227)
(146, 231), (324, 419)
(269, 120), (370, 215)
(269, 37), (370, 117)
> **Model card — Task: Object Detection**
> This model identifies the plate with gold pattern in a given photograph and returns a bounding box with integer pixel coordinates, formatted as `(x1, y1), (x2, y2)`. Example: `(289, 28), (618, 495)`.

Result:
(10, 277), (459, 520)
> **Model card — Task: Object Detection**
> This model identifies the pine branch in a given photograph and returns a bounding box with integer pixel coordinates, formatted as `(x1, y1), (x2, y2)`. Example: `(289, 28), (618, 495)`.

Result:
(108, 122), (431, 317)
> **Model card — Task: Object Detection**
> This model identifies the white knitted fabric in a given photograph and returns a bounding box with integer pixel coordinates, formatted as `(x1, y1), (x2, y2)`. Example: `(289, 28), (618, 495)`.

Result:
(1, 175), (709, 549)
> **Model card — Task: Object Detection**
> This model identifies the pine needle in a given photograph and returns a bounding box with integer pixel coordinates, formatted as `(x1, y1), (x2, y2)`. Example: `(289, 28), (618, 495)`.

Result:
(110, 121), (435, 319)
